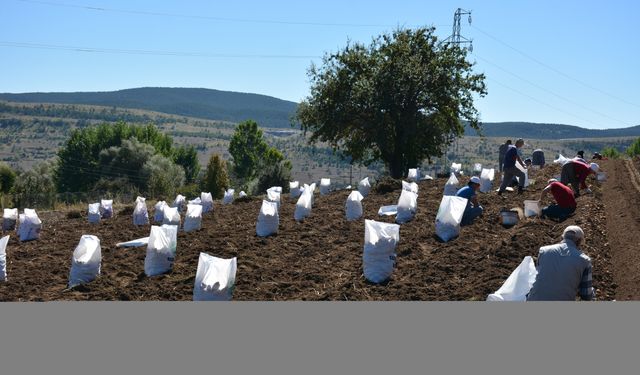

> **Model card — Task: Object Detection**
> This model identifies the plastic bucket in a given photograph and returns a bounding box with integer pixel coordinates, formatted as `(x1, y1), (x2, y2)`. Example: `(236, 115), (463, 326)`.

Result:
(597, 172), (607, 181)
(500, 210), (519, 226)
(524, 200), (541, 217)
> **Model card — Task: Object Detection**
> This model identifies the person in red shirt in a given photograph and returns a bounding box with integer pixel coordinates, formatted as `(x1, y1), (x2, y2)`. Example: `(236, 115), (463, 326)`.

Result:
(560, 160), (599, 197)
(539, 179), (577, 220)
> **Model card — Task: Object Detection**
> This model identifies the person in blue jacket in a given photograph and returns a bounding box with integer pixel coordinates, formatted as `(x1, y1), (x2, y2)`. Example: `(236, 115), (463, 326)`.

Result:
(456, 176), (483, 226)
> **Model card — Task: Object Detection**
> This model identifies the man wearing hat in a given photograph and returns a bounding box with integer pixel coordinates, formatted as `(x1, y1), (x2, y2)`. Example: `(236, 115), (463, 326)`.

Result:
(456, 176), (483, 225)
(538, 179), (576, 220)
(498, 138), (527, 195)
(526, 225), (595, 301)
(560, 159), (599, 197)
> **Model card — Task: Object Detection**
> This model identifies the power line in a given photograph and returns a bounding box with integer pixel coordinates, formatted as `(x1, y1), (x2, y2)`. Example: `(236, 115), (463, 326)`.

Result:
(473, 53), (633, 127)
(471, 24), (640, 110)
(17, 0), (440, 28)
(0, 41), (321, 59)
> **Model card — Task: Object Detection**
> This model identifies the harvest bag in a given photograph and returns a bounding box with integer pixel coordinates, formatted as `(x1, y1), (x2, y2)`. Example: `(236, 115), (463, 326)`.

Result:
(162, 206), (181, 226)
(68, 235), (101, 288)
(345, 190), (364, 221)
(223, 189), (235, 205)
(357, 177), (371, 197)
(486, 256), (537, 301)
(183, 204), (203, 232)
(363, 219), (399, 283)
(443, 172), (459, 196)
(3, 208), (18, 231)
(319, 178), (331, 195)
(294, 183), (316, 222)
(435, 196), (467, 242)
(479, 168), (495, 193)
(133, 196), (149, 226)
(100, 199), (113, 219)
(18, 209), (41, 242)
(193, 252), (237, 301)
(0, 235), (8, 281)
(256, 200), (279, 237)
(396, 189), (417, 224)
(88, 203), (101, 224)
(154, 201), (167, 222)
(201, 192), (213, 213)
(407, 168), (419, 182)
(144, 224), (178, 276)
(290, 181), (302, 199)
(172, 194), (186, 210)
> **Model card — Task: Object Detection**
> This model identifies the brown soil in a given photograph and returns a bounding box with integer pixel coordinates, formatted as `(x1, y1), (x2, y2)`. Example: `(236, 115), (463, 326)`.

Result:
(601, 158), (640, 300)
(0, 163), (617, 301)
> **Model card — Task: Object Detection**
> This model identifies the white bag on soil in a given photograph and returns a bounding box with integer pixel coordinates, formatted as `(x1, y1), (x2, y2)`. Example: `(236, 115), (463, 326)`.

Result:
(553, 153), (571, 165)
(345, 190), (364, 221)
(162, 206), (181, 226)
(68, 235), (101, 288)
(290, 181), (302, 199)
(0, 235), (8, 281)
(188, 197), (202, 206)
(223, 189), (235, 204)
(154, 200), (167, 222)
(294, 183), (315, 222)
(363, 219), (399, 284)
(172, 194), (186, 211)
(239, 191), (247, 198)
(193, 252), (237, 301)
(516, 163), (530, 187)
(144, 224), (178, 276)
(18, 209), (41, 242)
(473, 163), (482, 174)
(479, 168), (495, 193)
(451, 162), (462, 175)
(402, 180), (419, 194)
(116, 237), (149, 248)
(266, 186), (282, 209)
(486, 256), (538, 301)
(100, 199), (113, 219)
(256, 200), (279, 237)
(3, 208), (18, 231)
(201, 192), (213, 213)
(183, 204), (203, 232)
(435, 196), (467, 242)
(443, 172), (459, 196)
(133, 196), (149, 226)
(396, 189), (418, 224)
(319, 178), (331, 195)
(407, 168), (419, 182)
(378, 205), (398, 216)
(88, 203), (101, 224)
(357, 177), (371, 197)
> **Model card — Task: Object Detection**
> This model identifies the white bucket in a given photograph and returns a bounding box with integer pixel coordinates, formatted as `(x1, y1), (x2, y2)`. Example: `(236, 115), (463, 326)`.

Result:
(597, 172), (607, 181)
(500, 210), (519, 226)
(523, 200), (541, 217)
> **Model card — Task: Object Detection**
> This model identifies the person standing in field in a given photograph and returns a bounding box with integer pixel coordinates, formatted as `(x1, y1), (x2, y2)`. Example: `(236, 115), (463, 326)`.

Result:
(498, 138), (527, 195)
(498, 139), (512, 172)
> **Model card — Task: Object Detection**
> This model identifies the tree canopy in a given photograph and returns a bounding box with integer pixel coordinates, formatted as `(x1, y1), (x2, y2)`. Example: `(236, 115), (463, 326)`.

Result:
(296, 27), (487, 178)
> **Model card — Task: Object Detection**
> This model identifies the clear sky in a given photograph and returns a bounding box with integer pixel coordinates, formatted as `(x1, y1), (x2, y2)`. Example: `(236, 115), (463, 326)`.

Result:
(1, 0), (638, 129)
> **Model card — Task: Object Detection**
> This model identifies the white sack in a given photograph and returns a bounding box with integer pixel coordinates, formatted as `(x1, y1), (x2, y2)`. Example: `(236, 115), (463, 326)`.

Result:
(294, 183), (315, 222)
(378, 205), (398, 216)
(553, 154), (571, 165)
(345, 190), (364, 221)
(116, 237), (149, 248)
(172, 194), (186, 211)
(223, 189), (235, 204)
(0, 235), (8, 281)
(516, 162), (530, 187)
(3, 208), (18, 231)
(451, 162), (462, 174)
(154, 201), (167, 222)
(363, 219), (399, 283)
(402, 180), (419, 194)
(479, 168), (495, 193)
(239, 191), (247, 198)
(266, 186), (282, 209)
(473, 163), (482, 174)
(100, 199), (113, 219)
(88, 203), (101, 224)
(133, 196), (149, 226)
(396, 189), (418, 224)
(319, 178), (331, 195)
(18, 209), (41, 242)
(290, 181), (302, 199)
(144, 224), (178, 276)
(443, 172), (459, 196)
(435, 196), (467, 242)
(188, 197), (202, 206)
(256, 200), (279, 237)
(407, 168), (419, 182)
(162, 206), (181, 226)
(68, 235), (101, 288)
(357, 177), (371, 197)
(193, 252), (237, 301)
(487, 256), (538, 301)
(201, 192), (214, 213)
(183, 204), (203, 232)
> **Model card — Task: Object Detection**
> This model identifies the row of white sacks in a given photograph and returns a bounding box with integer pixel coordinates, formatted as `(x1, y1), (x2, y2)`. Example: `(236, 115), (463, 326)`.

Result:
(2, 208), (42, 241)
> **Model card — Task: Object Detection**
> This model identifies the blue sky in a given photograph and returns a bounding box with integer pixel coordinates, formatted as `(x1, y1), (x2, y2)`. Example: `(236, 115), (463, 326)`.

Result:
(1, 0), (638, 129)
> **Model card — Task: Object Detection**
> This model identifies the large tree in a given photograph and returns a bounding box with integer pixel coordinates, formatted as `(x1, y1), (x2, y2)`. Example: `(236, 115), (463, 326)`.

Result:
(296, 27), (487, 178)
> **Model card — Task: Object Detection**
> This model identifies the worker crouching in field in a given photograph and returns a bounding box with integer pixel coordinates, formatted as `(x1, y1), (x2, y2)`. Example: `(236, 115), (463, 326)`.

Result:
(560, 160), (599, 197)
(526, 225), (595, 301)
(539, 179), (576, 221)
(456, 176), (483, 226)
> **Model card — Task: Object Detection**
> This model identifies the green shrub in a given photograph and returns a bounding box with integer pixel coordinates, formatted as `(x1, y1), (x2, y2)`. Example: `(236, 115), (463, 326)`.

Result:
(256, 160), (292, 195)
(12, 161), (57, 209)
(202, 153), (229, 199)
(601, 147), (621, 159)
(627, 137), (640, 157)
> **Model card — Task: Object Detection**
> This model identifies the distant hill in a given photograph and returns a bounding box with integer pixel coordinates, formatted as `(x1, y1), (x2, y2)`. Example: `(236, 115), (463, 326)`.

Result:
(0, 87), (298, 129)
(465, 121), (640, 139)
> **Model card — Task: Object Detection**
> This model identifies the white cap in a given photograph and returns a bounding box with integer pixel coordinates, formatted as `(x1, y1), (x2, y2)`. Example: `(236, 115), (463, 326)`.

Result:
(590, 163), (599, 172)
(469, 176), (481, 184)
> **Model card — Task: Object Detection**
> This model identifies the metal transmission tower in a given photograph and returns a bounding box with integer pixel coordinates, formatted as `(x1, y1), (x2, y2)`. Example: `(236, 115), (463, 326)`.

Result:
(443, 8), (473, 51)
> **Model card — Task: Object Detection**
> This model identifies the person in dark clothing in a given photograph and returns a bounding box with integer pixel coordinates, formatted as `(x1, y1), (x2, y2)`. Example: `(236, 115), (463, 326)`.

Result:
(560, 160), (599, 197)
(531, 149), (545, 168)
(498, 139), (512, 172)
(539, 179), (576, 220)
(498, 139), (527, 195)
(456, 176), (483, 225)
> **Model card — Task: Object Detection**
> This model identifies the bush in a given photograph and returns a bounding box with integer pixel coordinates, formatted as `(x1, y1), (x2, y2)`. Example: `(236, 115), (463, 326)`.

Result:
(601, 147), (622, 159)
(0, 162), (16, 195)
(12, 161), (57, 209)
(255, 160), (292, 195)
(627, 137), (640, 157)
(142, 154), (186, 198)
(202, 153), (229, 199)
(374, 176), (400, 194)
(177, 183), (201, 200)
